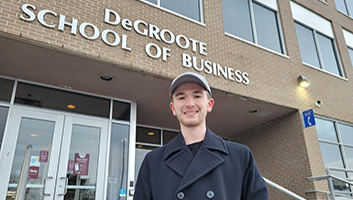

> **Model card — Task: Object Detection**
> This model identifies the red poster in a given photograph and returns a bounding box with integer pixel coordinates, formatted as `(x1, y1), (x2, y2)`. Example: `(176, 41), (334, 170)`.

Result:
(28, 166), (39, 179)
(39, 150), (49, 163)
(67, 160), (75, 172)
(74, 153), (89, 175)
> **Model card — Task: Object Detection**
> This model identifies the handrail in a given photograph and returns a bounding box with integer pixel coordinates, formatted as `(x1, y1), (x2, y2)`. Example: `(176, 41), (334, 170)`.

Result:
(306, 167), (353, 200)
(263, 177), (307, 200)
(15, 144), (33, 200)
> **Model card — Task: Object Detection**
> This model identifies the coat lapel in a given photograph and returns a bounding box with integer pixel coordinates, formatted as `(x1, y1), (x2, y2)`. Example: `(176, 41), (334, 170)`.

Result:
(164, 129), (229, 191)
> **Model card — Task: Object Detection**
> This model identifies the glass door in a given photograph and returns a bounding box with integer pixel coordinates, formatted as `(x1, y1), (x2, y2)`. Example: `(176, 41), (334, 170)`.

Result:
(0, 107), (108, 200)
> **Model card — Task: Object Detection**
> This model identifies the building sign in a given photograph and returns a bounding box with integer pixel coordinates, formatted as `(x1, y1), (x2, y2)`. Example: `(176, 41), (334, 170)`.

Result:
(302, 109), (316, 128)
(19, 4), (250, 85)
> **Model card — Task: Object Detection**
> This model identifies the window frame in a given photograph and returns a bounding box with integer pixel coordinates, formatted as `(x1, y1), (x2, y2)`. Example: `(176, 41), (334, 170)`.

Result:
(139, 0), (204, 24)
(294, 21), (344, 77)
(222, 0), (286, 55)
(316, 117), (353, 173)
(334, 0), (353, 18)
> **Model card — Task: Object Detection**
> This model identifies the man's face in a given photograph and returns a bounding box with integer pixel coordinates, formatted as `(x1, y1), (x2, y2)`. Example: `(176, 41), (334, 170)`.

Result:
(170, 82), (214, 128)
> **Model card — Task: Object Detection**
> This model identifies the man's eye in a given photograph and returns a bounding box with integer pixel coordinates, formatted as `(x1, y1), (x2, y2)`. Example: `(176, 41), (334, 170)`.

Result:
(178, 97), (185, 100)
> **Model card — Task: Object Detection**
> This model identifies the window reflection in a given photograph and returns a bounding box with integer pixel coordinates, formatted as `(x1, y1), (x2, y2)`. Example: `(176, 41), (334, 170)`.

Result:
(0, 78), (14, 103)
(0, 106), (9, 150)
(316, 118), (337, 142)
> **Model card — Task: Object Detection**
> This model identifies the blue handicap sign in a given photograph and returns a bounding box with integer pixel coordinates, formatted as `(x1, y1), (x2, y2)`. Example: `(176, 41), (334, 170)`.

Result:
(302, 109), (316, 128)
(119, 189), (126, 197)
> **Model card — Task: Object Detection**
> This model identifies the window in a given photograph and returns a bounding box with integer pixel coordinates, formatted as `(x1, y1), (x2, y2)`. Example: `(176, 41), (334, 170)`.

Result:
(0, 106), (9, 151)
(291, 1), (343, 77)
(222, 0), (285, 54)
(334, 0), (353, 17)
(0, 78), (14, 103)
(142, 0), (203, 22)
(135, 125), (178, 183)
(343, 29), (353, 67)
(316, 118), (353, 194)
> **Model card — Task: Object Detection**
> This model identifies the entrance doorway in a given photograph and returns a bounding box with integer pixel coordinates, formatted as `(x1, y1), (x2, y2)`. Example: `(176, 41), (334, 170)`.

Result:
(0, 107), (109, 200)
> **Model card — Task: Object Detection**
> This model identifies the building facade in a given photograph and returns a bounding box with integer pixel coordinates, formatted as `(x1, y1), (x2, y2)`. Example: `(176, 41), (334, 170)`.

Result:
(0, 0), (353, 199)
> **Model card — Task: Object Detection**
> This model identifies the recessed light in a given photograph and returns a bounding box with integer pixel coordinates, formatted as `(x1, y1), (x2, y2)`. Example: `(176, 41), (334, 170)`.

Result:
(148, 132), (154, 136)
(67, 104), (76, 109)
(248, 108), (259, 114)
(137, 145), (143, 148)
(30, 133), (37, 137)
(99, 74), (113, 81)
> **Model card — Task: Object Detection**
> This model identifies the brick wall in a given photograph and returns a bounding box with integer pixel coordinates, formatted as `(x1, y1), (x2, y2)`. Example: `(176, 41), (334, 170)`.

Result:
(231, 111), (330, 200)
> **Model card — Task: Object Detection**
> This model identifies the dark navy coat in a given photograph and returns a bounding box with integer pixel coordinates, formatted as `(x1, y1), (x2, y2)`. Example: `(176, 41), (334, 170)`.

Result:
(134, 128), (268, 200)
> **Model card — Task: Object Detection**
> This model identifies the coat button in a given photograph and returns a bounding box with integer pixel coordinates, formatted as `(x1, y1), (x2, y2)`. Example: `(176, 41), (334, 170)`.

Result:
(177, 192), (185, 199)
(206, 190), (214, 199)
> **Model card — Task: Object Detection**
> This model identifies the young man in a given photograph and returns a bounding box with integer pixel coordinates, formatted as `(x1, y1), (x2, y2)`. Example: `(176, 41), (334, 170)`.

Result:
(134, 72), (268, 200)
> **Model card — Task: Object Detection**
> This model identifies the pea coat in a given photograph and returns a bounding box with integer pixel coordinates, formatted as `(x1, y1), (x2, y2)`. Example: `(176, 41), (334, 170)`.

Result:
(134, 128), (268, 200)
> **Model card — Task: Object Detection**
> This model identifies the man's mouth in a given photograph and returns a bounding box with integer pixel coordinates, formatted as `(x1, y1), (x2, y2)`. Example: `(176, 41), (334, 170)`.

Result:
(184, 110), (198, 115)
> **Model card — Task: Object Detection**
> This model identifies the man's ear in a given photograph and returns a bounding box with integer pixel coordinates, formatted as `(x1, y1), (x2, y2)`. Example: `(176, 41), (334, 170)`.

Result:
(170, 102), (176, 116)
(207, 98), (214, 113)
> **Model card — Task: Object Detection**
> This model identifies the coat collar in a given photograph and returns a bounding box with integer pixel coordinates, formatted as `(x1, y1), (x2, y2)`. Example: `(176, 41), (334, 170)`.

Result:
(163, 128), (229, 191)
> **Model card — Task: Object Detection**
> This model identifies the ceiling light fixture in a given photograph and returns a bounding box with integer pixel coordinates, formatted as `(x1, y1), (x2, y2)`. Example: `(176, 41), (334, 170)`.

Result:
(67, 104), (76, 109)
(298, 75), (310, 87)
(99, 74), (113, 81)
(248, 108), (259, 114)
(148, 132), (155, 136)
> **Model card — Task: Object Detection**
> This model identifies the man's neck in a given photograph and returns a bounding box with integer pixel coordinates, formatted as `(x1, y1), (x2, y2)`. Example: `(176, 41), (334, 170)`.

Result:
(180, 124), (207, 145)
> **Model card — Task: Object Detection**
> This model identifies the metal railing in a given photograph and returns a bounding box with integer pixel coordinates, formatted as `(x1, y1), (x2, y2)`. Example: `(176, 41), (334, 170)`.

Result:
(263, 177), (307, 200)
(306, 167), (353, 200)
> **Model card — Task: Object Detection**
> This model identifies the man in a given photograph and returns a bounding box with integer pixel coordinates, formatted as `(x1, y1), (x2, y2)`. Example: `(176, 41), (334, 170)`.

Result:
(134, 72), (268, 200)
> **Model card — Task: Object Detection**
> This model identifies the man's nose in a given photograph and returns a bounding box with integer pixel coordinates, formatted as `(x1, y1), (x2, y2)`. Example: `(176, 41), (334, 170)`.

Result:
(186, 97), (195, 107)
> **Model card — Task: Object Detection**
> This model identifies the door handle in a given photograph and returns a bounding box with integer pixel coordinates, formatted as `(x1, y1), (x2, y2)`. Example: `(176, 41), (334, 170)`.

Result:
(43, 176), (53, 196)
(58, 177), (68, 196)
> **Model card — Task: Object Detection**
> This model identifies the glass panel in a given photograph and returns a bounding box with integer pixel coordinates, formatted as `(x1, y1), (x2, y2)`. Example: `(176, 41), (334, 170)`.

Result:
(253, 2), (282, 53)
(106, 123), (129, 200)
(319, 142), (345, 176)
(344, 147), (353, 173)
(146, 0), (157, 4)
(335, 0), (349, 14)
(0, 78), (14, 102)
(317, 33), (341, 76)
(347, 0), (353, 16)
(0, 106), (9, 150)
(294, 23), (320, 68)
(222, 0), (253, 42)
(161, 0), (201, 21)
(348, 47), (353, 66)
(7, 118), (55, 200)
(316, 118), (338, 142)
(15, 82), (110, 118)
(163, 130), (179, 145)
(113, 101), (130, 121)
(136, 126), (161, 145)
(65, 124), (100, 200)
(135, 146), (156, 184)
(339, 123), (353, 145)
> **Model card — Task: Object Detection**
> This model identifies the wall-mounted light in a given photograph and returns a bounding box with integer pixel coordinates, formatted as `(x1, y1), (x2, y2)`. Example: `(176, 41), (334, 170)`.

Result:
(298, 75), (310, 87)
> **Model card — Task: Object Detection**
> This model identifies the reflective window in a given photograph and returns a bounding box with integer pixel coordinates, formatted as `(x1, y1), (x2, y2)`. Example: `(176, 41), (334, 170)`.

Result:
(295, 22), (342, 76)
(339, 123), (353, 145)
(0, 78), (14, 103)
(106, 123), (129, 200)
(144, 0), (202, 22)
(222, 0), (253, 42)
(253, 2), (283, 53)
(348, 48), (353, 66)
(135, 126), (178, 184)
(317, 33), (340, 75)
(316, 118), (338, 142)
(113, 101), (130, 122)
(15, 82), (110, 118)
(222, 0), (284, 54)
(316, 118), (353, 192)
(334, 0), (353, 17)
(0, 106), (9, 150)
(163, 130), (179, 145)
(136, 126), (161, 145)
